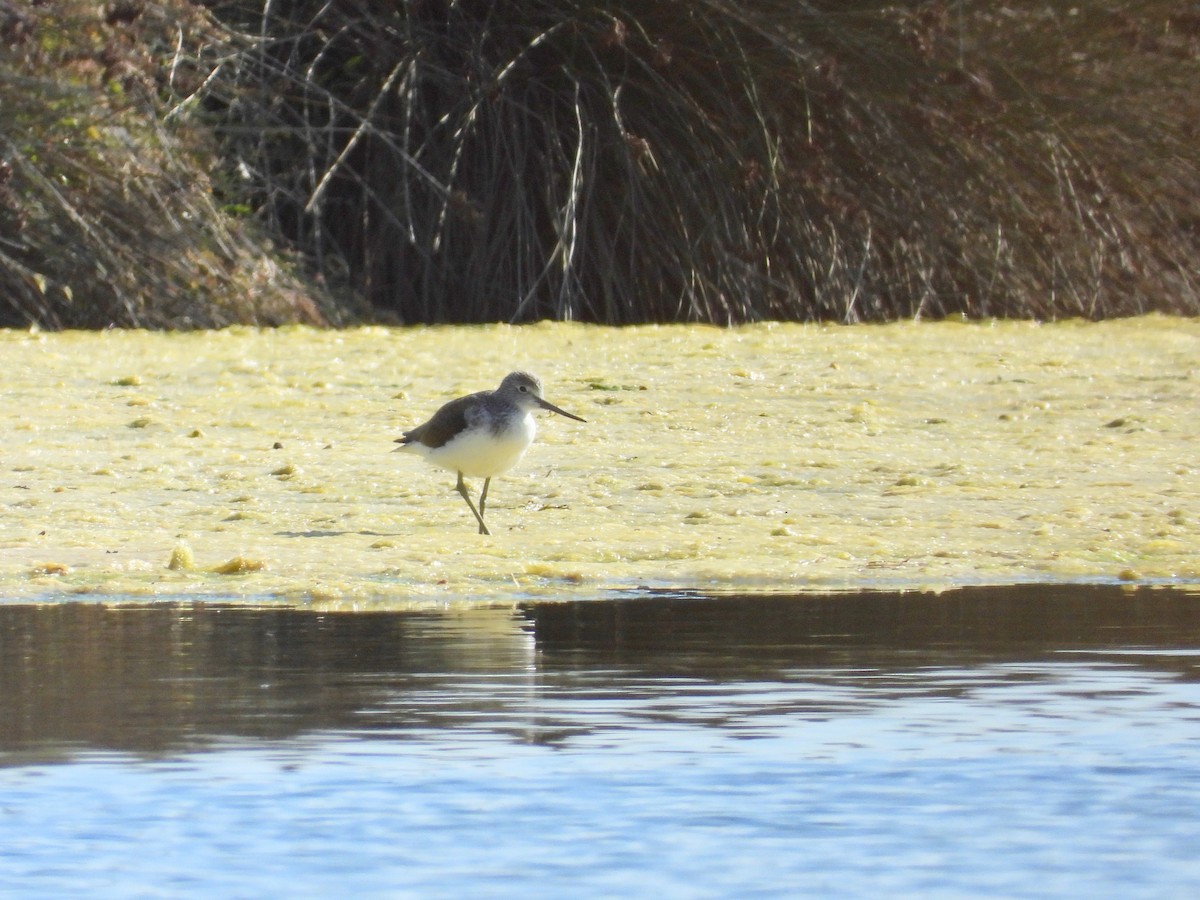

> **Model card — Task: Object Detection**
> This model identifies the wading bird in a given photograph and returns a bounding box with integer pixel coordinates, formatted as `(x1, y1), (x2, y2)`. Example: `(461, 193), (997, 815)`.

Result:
(395, 371), (586, 535)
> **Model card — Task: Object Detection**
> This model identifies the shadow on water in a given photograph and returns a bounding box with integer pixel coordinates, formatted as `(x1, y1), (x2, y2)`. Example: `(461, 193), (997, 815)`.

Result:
(1, 583), (1198, 762)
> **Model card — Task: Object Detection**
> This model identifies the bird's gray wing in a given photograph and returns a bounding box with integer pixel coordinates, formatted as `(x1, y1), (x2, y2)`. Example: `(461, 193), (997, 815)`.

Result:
(396, 391), (486, 448)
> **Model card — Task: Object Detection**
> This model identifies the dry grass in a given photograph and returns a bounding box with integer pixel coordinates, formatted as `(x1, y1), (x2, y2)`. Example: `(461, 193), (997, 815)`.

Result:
(194, 0), (1199, 323)
(2, 1), (1198, 327)
(0, 0), (332, 328)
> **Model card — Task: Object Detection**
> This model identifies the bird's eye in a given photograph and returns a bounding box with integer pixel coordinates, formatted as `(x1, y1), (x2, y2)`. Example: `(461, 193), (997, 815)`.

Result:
(519, 385), (528, 392)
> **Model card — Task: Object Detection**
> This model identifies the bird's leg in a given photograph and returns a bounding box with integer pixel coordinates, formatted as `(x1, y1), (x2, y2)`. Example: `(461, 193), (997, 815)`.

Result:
(478, 477), (491, 517)
(456, 472), (490, 535)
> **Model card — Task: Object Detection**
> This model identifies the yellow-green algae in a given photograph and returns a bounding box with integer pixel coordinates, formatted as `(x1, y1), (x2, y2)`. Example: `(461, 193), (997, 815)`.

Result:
(1, 317), (1197, 607)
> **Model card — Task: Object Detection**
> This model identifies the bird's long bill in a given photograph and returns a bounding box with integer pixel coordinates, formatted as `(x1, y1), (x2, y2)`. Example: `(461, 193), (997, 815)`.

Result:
(537, 397), (586, 422)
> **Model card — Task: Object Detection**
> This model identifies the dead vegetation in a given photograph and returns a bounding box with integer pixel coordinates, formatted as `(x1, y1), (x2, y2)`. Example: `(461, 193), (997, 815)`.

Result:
(2, 1), (1197, 327)
(0, 0), (333, 328)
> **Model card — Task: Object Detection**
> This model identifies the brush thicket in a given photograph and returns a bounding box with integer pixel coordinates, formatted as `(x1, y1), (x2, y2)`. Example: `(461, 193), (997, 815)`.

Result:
(197, 0), (1198, 323)
(2, 1), (1197, 327)
(0, 0), (330, 328)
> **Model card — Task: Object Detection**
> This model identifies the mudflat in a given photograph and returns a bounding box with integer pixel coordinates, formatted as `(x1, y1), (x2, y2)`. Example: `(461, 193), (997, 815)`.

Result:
(2, 317), (1196, 606)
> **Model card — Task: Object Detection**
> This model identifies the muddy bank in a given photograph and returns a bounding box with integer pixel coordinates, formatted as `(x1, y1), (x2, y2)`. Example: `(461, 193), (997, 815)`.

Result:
(1, 318), (1196, 606)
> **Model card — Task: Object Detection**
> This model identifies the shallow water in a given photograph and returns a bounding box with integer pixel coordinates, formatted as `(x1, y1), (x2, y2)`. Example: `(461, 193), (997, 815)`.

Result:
(2, 584), (1199, 897)
(1, 317), (1197, 603)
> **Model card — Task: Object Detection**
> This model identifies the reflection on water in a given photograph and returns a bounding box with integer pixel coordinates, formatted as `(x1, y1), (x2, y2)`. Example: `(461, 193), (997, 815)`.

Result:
(1, 584), (1199, 896)
(3, 584), (1198, 756)
(0, 604), (535, 756)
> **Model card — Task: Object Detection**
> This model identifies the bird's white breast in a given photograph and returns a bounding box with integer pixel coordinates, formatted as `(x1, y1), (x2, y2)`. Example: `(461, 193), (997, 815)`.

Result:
(406, 411), (537, 478)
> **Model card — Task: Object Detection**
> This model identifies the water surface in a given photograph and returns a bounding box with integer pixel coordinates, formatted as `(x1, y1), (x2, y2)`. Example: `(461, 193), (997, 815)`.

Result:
(2, 584), (1199, 897)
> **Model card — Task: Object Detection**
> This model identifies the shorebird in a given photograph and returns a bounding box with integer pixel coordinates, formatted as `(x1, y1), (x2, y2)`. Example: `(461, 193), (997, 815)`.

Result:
(395, 371), (586, 534)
